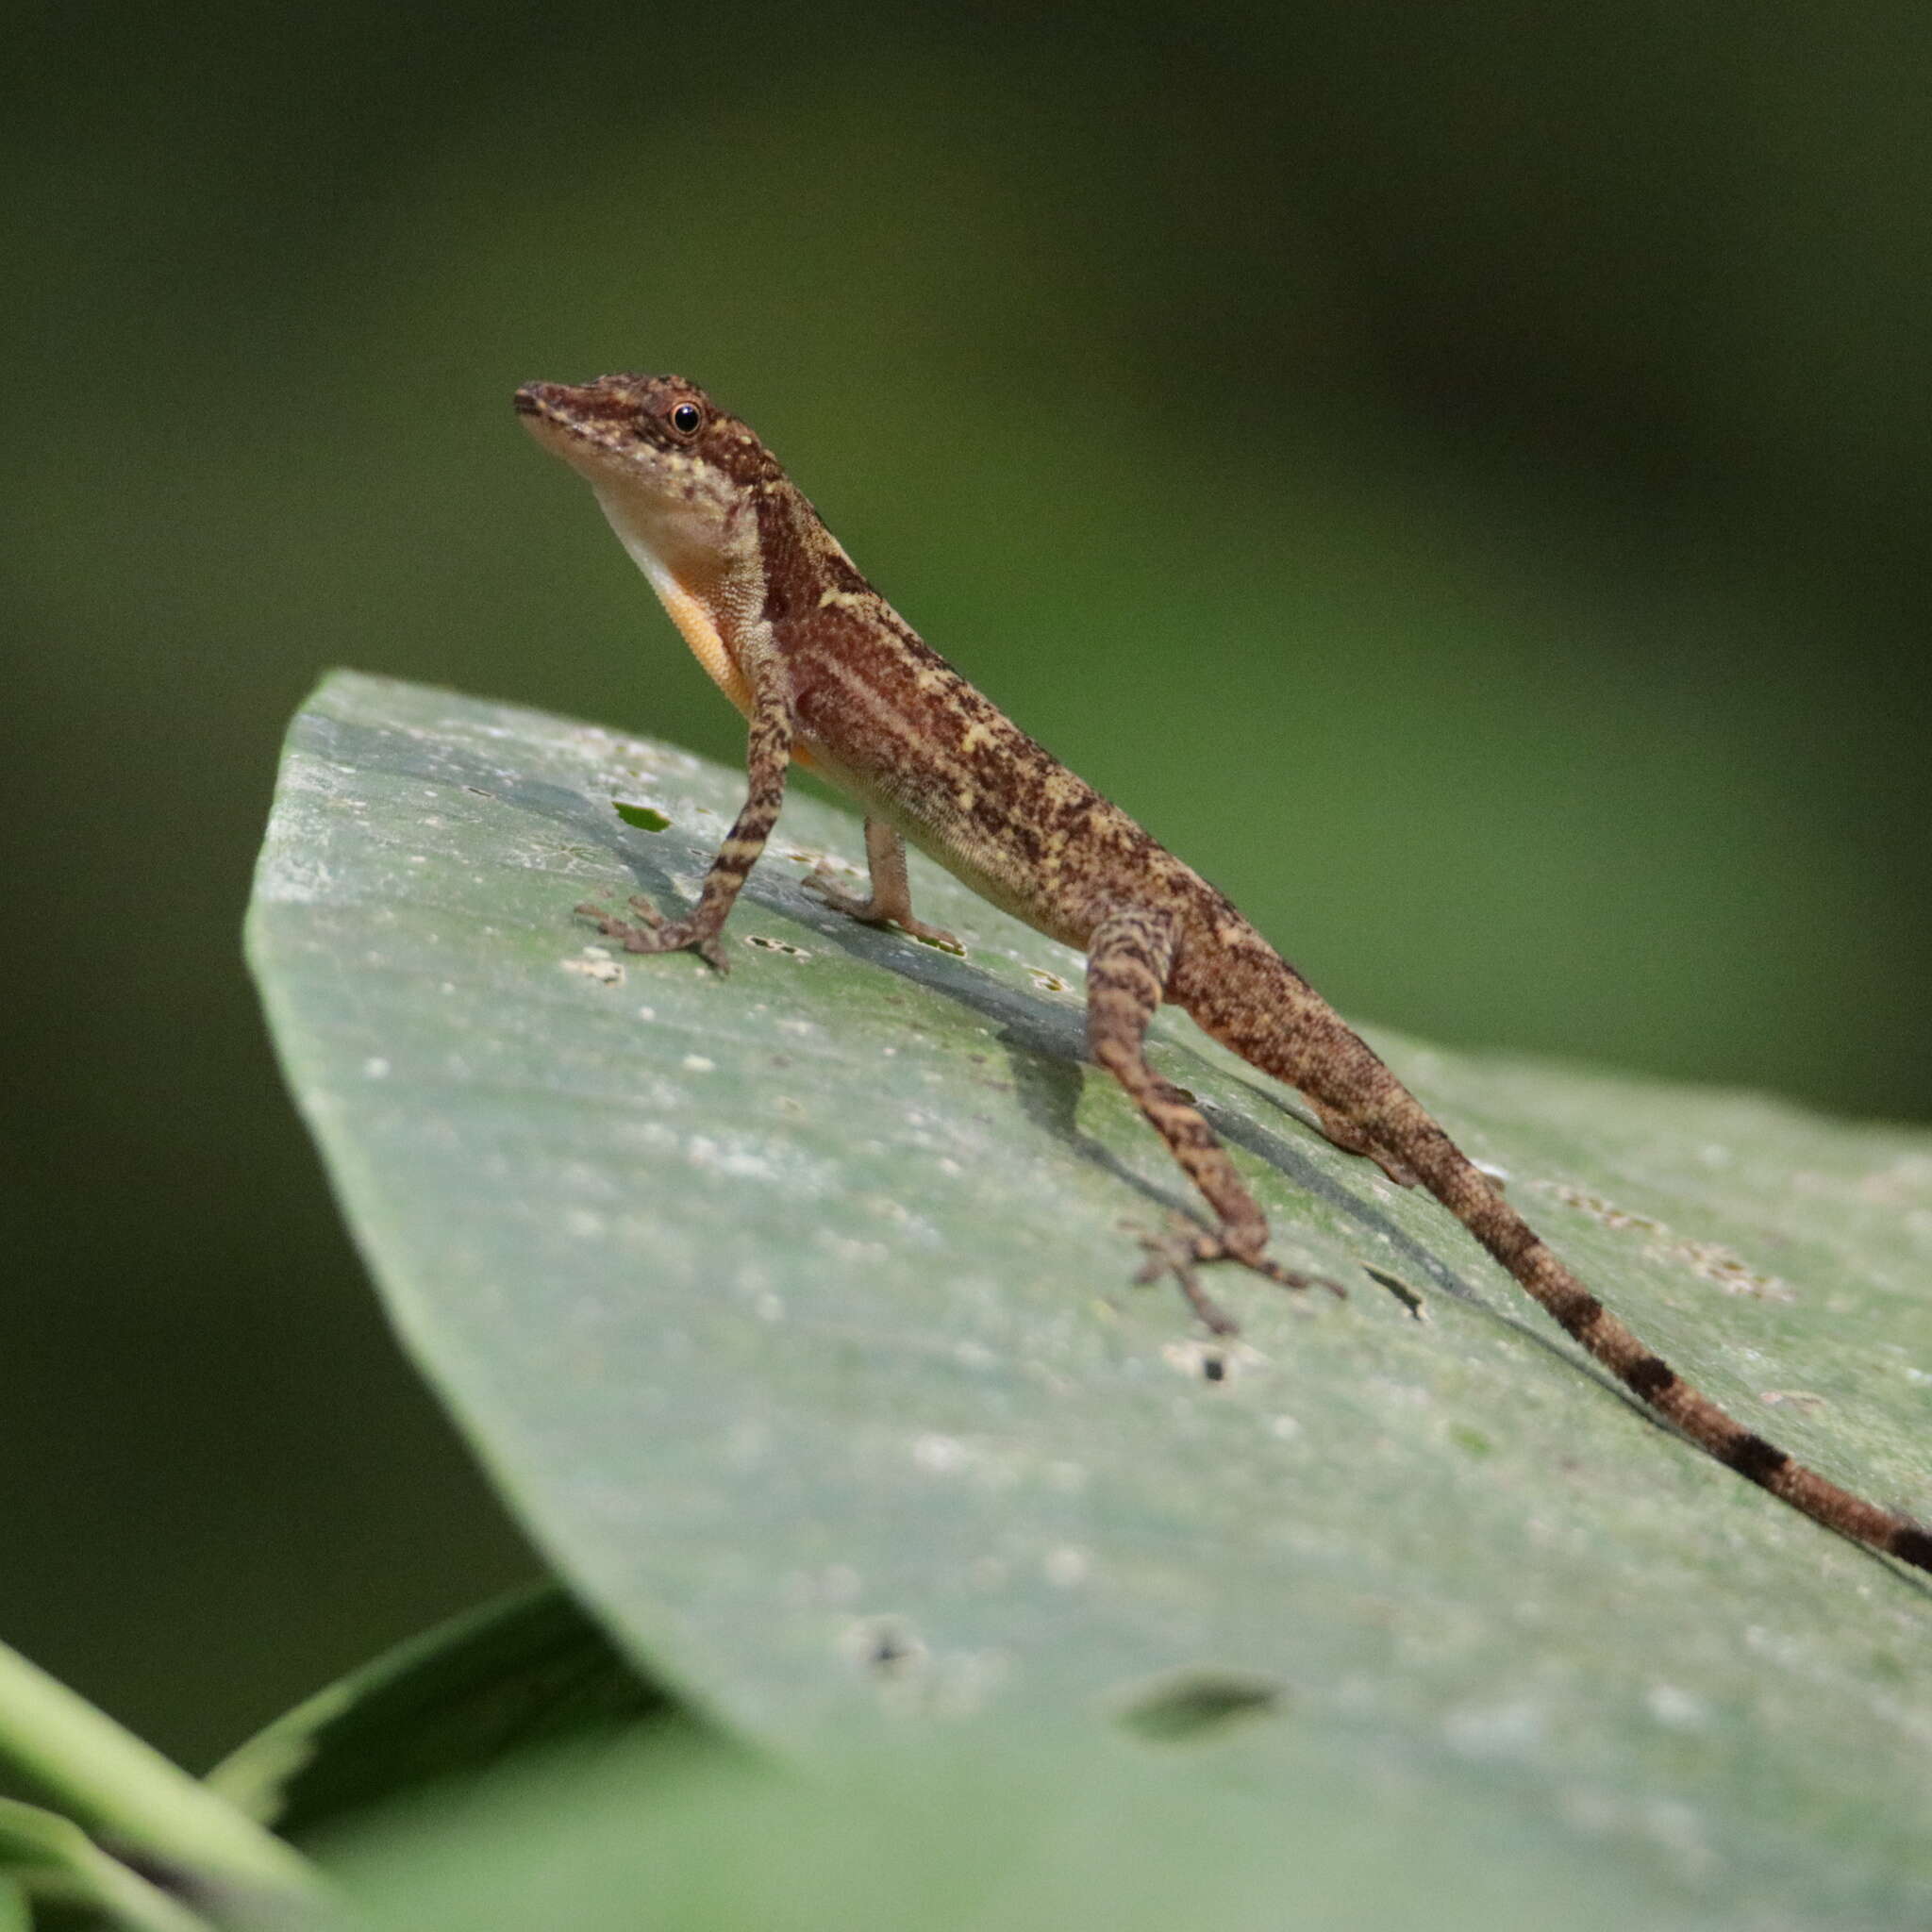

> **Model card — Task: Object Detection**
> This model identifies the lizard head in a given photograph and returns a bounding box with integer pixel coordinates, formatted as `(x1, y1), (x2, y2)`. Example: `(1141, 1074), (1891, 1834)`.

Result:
(516, 373), (790, 718)
(514, 373), (779, 588)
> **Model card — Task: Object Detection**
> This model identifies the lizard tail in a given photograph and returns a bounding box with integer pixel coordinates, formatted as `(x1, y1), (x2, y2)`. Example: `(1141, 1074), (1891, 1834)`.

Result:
(1359, 1090), (1932, 1573)
(1178, 937), (1928, 1568)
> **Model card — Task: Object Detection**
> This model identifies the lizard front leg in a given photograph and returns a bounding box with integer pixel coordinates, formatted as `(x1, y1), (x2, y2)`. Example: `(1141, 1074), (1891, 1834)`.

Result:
(578, 681), (792, 974)
(1087, 908), (1341, 1334)
(806, 817), (960, 949)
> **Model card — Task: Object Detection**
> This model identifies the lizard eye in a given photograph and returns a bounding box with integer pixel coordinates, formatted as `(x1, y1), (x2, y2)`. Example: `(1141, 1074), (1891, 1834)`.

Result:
(669, 401), (703, 437)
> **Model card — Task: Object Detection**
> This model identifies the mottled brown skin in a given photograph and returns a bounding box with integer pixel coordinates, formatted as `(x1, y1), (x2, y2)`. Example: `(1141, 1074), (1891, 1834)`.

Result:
(516, 372), (1931, 1576)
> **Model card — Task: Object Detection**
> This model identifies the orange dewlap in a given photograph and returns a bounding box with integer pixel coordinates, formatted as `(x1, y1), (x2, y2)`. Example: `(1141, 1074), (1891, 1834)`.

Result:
(654, 567), (816, 770)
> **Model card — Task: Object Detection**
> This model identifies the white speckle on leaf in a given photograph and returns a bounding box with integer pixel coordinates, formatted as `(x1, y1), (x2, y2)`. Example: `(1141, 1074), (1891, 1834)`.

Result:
(682, 1055), (715, 1073)
(756, 1292), (785, 1323)
(685, 1135), (779, 1181)
(1043, 1546), (1091, 1588)
(1367, 1377), (1433, 1411)
(819, 1231), (891, 1266)
(1742, 1624), (1806, 1669)
(563, 953), (625, 987)
(1645, 1683), (1707, 1728)
(636, 1005), (656, 1021)
(926, 1648), (1009, 1719)
(913, 1433), (968, 1474)
(362, 1057), (390, 1080)
(1444, 1699), (1546, 1759)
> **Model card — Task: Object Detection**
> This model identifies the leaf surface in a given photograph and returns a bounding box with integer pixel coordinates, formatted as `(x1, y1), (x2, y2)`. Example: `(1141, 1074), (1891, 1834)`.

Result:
(248, 672), (1932, 1925)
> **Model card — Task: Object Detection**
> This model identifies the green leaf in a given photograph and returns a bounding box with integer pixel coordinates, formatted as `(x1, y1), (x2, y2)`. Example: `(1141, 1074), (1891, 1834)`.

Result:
(248, 672), (1932, 1925)
(610, 801), (671, 833)
(205, 1583), (712, 1840)
(325, 1723), (1746, 1932)
(0, 1799), (210, 1932)
(0, 1641), (316, 1907)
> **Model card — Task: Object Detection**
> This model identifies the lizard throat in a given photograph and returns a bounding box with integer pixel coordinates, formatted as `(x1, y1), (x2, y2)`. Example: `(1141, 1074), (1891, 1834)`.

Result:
(642, 557), (756, 719)
(591, 490), (757, 720)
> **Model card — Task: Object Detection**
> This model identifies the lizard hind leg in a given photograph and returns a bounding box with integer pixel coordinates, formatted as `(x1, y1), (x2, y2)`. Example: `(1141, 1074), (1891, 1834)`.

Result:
(804, 817), (960, 949)
(1086, 908), (1343, 1335)
(1309, 1099), (1420, 1190)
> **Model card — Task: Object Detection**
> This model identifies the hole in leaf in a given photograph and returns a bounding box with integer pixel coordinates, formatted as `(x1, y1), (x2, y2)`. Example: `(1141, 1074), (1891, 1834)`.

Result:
(908, 930), (968, 957)
(1365, 1268), (1427, 1320)
(613, 802), (671, 832)
(1115, 1669), (1285, 1742)
(841, 1616), (925, 1677)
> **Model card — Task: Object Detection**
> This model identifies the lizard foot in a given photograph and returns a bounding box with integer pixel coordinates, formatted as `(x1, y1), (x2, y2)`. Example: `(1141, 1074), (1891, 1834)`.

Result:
(575, 896), (731, 974)
(803, 867), (962, 951)
(1131, 1221), (1347, 1337)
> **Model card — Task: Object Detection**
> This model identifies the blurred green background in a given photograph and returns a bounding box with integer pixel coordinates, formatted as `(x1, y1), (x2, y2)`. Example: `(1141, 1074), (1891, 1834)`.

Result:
(7, 2), (1929, 1774)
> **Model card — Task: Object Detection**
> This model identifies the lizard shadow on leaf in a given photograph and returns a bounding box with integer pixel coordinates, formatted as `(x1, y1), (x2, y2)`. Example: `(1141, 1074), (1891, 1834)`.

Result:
(770, 891), (1206, 1224)
(767, 872), (1671, 1428)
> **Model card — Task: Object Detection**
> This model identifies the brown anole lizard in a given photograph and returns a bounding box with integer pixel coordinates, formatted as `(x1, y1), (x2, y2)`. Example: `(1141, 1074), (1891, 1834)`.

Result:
(515, 371), (1930, 1575)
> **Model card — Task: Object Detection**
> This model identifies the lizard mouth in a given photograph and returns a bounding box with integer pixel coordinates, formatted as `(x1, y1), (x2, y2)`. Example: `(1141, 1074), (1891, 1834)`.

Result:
(514, 381), (583, 429)
(514, 382), (637, 473)
(514, 380), (626, 441)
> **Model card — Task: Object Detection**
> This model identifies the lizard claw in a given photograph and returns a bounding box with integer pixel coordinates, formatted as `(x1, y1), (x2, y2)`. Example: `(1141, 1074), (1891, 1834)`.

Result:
(803, 867), (963, 953)
(575, 897), (730, 973)
(802, 864), (868, 918)
(1129, 1221), (1242, 1337)
(575, 898), (660, 950)
(1129, 1218), (1346, 1337)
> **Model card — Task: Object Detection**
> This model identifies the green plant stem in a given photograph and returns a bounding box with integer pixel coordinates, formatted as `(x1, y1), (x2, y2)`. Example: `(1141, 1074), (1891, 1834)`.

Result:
(43, 1868), (211, 1932)
(0, 1639), (319, 1899)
